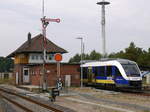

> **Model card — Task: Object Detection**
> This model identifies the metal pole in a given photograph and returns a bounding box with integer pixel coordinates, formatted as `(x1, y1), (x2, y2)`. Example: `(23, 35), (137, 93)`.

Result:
(81, 38), (83, 88)
(102, 4), (106, 57)
(42, 21), (47, 91)
(42, 0), (44, 17)
(97, 0), (110, 58)
(76, 37), (83, 88)
(42, 0), (47, 91)
(83, 42), (85, 60)
(57, 62), (61, 78)
(41, 0), (60, 91)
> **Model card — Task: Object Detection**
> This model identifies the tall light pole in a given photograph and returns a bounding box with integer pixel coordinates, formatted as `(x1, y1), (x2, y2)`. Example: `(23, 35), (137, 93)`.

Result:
(97, 0), (110, 58)
(76, 37), (83, 88)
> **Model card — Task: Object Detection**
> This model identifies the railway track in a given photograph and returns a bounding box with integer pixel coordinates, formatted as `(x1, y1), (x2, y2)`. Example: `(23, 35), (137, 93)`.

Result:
(0, 93), (33, 112)
(0, 87), (74, 112)
(123, 90), (150, 97)
(95, 86), (150, 97)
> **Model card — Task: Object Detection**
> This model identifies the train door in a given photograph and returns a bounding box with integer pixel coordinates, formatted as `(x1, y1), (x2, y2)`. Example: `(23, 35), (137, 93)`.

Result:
(87, 67), (93, 83)
(112, 66), (116, 80)
(106, 66), (113, 80)
(112, 66), (123, 85)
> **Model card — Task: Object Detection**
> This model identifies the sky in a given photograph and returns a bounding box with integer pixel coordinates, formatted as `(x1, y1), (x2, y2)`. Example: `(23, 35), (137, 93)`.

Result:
(0, 0), (150, 62)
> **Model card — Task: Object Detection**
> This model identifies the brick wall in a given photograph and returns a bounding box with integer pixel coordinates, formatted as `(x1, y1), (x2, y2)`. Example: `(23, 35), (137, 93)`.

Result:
(14, 64), (24, 85)
(29, 63), (80, 87)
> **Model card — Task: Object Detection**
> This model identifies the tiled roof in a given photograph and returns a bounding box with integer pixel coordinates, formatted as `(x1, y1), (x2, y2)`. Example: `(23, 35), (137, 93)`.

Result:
(7, 34), (67, 57)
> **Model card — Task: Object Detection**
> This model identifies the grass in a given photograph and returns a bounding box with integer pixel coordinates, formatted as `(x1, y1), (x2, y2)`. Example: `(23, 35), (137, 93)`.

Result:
(0, 78), (15, 85)
(143, 110), (150, 112)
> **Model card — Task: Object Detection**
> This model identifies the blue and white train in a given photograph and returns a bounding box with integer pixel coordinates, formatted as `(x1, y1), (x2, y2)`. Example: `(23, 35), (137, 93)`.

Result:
(81, 59), (142, 89)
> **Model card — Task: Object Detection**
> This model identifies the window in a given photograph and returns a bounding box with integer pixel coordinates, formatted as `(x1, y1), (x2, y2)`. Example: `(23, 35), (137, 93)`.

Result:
(35, 55), (38, 60)
(99, 66), (105, 76)
(92, 67), (98, 77)
(83, 67), (88, 78)
(24, 70), (28, 76)
(122, 64), (140, 77)
(106, 66), (112, 77)
(40, 55), (43, 60)
(115, 67), (122, 77)
(31, 55), (35, 60)
(49, 54), (54, 60)
(97, 67), (101, 76)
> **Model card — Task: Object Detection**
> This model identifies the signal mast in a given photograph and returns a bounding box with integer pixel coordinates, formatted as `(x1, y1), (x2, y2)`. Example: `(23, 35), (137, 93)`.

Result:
(41, 0), (60, 90)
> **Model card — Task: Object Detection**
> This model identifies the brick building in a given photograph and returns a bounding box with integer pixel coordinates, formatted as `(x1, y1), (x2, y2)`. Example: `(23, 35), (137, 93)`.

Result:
(8, 33), (80, 87)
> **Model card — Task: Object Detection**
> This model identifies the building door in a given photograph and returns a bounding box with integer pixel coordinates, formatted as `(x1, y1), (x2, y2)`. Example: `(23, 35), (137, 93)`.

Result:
(23, 68), (29, 83)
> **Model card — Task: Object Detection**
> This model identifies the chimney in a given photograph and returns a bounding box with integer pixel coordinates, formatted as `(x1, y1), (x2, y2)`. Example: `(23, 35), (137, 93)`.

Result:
(28, 32), (31, 46)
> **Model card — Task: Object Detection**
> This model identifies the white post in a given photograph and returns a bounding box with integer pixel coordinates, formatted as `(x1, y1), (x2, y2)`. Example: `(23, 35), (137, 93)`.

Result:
(101, 4), (106, 57)
(76, 37), (83, 88)
(97, 0), (110, 58)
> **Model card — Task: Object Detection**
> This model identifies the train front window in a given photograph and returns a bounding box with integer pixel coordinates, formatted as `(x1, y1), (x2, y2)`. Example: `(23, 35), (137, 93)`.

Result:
(122, 64), (140, 77)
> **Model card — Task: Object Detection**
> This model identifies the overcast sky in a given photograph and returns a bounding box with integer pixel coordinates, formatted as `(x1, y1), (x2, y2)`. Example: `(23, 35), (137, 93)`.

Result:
(0, 0), (150, 61)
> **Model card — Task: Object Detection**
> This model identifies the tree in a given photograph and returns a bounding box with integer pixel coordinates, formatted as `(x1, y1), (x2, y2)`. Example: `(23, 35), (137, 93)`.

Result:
(124, 42), (143, 62)
(89, 50), (101, 60)
(69, 54), (81, 63)
(0, 57), (14, 72)
(108, 42), (150, 66)
(69, 50), (101, 63)
(69, 42), (150, 66)
(109, 51), (125, 59)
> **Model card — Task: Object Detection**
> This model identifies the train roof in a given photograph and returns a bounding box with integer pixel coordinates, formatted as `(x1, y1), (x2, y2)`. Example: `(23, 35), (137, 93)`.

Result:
(112, 58), (136, 64)
(82, 58), (136, 67)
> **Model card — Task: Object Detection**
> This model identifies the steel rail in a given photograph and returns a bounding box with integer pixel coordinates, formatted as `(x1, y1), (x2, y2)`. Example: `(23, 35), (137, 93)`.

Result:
(124, 92), (150, 97)
(0, 88), (64, 112)
(0, 92), (33, 112)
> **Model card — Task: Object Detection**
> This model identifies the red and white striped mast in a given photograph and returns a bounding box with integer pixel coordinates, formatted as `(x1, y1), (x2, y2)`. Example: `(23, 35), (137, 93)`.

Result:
(41, 0), (60, 90)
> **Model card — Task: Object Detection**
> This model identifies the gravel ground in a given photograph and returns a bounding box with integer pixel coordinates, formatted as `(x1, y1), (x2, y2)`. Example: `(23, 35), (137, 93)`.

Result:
(0, 84), (75, 112)
(0, 96), (18, 112)
(0, 97), (5, 112)
(55, 96), (124, 112)
(54, 87), (150, 112)
(1, 84), (150, 112)
(1, 92), (52, 112)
